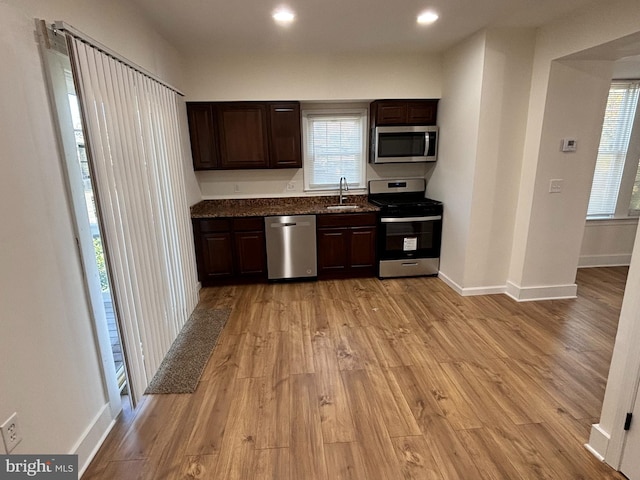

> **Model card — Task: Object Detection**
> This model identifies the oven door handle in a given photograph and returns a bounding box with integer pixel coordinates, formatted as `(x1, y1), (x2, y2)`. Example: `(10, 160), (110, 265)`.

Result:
(380, 215), (442, 223)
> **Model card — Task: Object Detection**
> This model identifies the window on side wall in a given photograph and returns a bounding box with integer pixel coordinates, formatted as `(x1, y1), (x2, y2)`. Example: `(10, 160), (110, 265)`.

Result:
(302, 108), (367, 192)
(587, 80), (640, 218)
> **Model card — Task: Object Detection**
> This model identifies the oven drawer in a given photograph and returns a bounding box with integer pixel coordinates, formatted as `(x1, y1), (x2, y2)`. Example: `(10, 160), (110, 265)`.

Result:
(379, 258), (439, 278)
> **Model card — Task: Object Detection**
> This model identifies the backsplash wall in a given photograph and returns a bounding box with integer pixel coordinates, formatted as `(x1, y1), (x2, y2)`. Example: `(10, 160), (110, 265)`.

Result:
(196, 163), (433, 199)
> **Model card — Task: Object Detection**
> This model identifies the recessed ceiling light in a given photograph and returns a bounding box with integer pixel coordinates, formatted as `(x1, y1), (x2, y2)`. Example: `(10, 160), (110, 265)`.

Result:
(273, 7), (295, 24)
(417, 10), (439, 25)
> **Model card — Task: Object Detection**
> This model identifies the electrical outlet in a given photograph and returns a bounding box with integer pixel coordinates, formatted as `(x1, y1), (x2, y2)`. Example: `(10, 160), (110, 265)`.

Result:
(1, 413), (22, 453)
(549, 179), (563, 193)
(286, 182), (295, 191)
(234, 184), (241, 193)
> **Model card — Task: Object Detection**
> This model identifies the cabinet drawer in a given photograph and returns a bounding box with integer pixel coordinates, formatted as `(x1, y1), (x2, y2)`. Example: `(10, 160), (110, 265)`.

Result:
(232, 217), (264, 232)
(197, 218), (231, 232)
(317, 213), (377, 228)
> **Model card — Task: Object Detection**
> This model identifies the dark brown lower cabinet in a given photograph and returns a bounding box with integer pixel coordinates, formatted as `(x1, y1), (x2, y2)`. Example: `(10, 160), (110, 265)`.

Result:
(201, 232), (234, 278)
(317, 213), (377, 279)
(193, 217), (266, 284)
(193, 212), (377, 284)
(233, 230), (266, 276)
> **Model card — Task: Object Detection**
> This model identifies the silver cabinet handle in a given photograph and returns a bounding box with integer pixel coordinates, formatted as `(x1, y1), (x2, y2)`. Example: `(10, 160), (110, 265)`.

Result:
(274, 108), (294, 112)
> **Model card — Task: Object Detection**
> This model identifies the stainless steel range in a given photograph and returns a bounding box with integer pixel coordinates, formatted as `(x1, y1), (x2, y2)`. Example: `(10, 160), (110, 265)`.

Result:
(368, 178), (443, 278)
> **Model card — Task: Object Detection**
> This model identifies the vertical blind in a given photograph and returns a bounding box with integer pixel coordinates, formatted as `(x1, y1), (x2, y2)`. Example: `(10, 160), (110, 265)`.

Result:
(65, 32), (199, 402)
(303, 111), (366, 190)
(588, 81), (640, 217)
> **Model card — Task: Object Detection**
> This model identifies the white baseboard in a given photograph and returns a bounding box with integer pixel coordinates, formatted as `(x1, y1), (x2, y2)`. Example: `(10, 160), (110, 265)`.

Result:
(438, 272), (579, 302)
(437, 272), (464, 295)
(578, 254), (631, 268)
(505, 280), (577, 302)
(459, 284), (507, 296)
(586, 423), (610, 462)
(72, 403), (117, 478)
(438, 272), (506, 297)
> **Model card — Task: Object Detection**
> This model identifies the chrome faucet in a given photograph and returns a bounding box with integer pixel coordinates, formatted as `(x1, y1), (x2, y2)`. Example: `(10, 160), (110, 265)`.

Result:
(339, 177), (349, 204)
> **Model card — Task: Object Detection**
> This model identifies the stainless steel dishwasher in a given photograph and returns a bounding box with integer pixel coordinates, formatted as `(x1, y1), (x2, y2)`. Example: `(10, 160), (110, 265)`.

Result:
(265, 215), (317, 280)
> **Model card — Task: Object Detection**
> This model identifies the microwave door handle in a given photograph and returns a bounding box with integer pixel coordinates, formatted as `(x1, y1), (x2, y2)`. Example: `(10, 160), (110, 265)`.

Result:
(424, 132), (430, 156)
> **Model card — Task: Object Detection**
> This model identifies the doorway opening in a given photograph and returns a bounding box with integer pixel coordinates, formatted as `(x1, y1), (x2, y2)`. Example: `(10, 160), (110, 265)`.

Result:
(40, 31), (130, 412)
(65, 78), (128, 395)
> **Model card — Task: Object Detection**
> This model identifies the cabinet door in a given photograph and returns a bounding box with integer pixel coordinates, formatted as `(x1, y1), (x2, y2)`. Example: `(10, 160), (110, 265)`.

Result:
(349, 227), (376, 273)
(201, 233), (234, 279)
(187, 103), (219, 169)
(406, 101), (438, 125)
(217, 103), (269, 169)
(234, 231), (266, 277)
(268, 102), (302, 168)
(317, 228), (349, 275)
(375, 102), (408, 125)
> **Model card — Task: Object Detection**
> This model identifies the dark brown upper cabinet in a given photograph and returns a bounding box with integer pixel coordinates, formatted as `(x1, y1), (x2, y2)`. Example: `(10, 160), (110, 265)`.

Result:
(370, 99), (439, 126)
(217, 103), (270, 169)
(186, 103), (219, 169)
(268, 102), (302, 168)
(186, 101), (302, 170)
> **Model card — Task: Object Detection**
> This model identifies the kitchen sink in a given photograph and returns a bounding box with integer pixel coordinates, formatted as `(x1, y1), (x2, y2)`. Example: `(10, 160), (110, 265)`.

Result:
(326, 204), (361, 210)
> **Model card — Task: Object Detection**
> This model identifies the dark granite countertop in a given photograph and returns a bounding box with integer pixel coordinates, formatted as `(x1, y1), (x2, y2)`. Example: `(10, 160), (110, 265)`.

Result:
(190, 195), (379, 218)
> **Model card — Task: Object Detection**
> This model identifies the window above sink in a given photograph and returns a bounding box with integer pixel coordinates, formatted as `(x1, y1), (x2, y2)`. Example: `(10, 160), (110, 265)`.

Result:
(302, 106), (367, 192)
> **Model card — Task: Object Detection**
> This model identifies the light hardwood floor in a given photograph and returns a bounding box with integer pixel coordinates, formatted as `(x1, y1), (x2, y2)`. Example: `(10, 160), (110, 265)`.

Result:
(83, 267), (629, 479)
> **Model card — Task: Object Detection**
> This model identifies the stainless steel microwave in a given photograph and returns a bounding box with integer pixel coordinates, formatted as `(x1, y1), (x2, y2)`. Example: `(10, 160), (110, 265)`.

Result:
(371, 125), (438, 164)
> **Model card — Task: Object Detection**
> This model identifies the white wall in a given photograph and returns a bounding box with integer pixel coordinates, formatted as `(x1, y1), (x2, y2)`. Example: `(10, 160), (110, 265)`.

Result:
(509, 0), (640, 300)
(5, 0), (185, 89)
(464, 28), (536, 290)
(482, 0), (640, 467)
(578, 72), (640, 267)
(508, 59), (613, 300)
(184, 51), (443, 199)
(1, 0), (201, 206)
(428, 32), (486, 286)
(185, 51), (442, 102)
(0, 0), (193, 471)
(0, 3), (106, 461)
(579, 219), (638, 267)
(430, 28), (536, 293)
(591, 216), (640, 468)
(197, 163), (432, 199)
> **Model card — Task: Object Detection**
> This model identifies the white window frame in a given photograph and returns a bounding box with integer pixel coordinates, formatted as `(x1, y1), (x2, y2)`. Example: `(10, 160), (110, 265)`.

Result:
(587, 80), (640, 219)
(302, 107), (368, 192)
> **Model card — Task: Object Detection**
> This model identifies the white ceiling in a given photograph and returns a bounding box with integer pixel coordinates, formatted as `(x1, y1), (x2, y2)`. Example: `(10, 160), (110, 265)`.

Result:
(129, 0), (600, 56)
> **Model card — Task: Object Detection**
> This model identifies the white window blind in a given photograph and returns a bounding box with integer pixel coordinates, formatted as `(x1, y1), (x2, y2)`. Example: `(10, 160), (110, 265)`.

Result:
(66, 33), (199, 402)
(587, 81), (640, 217)
(303, 110), (367, 191)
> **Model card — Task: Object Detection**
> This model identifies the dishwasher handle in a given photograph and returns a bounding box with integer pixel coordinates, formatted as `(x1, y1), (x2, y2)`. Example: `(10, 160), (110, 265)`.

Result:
(270, 221), (312, 228)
